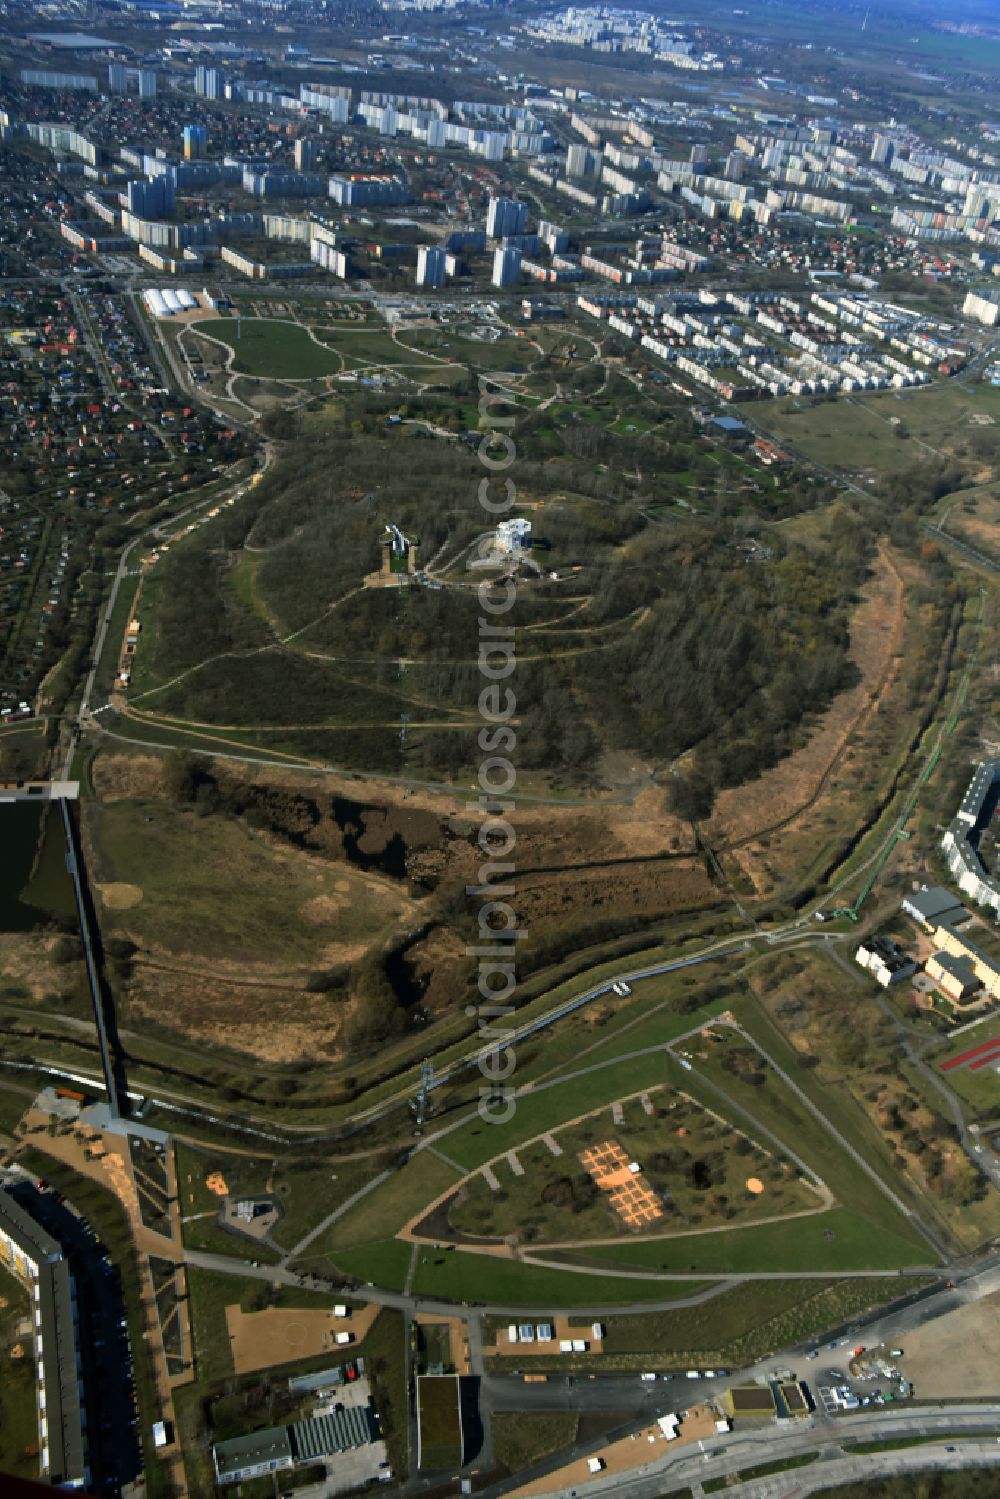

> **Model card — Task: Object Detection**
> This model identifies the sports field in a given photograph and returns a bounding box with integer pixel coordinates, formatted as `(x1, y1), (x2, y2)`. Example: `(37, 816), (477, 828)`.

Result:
(198, 318), (343, 379)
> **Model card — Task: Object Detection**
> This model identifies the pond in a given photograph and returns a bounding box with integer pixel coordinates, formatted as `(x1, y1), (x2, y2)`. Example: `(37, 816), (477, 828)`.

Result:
(0, 803), (75, 931)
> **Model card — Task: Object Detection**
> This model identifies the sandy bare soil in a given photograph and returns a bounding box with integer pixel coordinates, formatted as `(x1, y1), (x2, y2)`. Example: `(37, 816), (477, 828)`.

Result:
(226, 1301), (380, 1376)
(894, 1290), (1000, 1398)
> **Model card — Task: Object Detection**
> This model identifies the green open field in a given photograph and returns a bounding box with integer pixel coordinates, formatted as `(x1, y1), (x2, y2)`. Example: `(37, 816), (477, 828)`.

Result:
(200, 316), (462, 381)
(410, 1034), (929, 1259)
(175, 1141), (383, 1259)
(323, 1238), (414, 1292)
(396, 324), (534, 373)
(492, 1412), (579, 1474)
(748, 382), (1000, 476)
(409, 1251), (701, 1307)
(318, 998), (933, 1301)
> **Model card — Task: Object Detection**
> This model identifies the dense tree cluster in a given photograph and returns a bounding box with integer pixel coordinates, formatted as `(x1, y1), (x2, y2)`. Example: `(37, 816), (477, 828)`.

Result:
(144, 423), (875, 804)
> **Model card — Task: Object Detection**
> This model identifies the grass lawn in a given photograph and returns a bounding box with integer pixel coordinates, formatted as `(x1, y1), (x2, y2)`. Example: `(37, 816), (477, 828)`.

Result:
(438, 1053), (677, 1173)
(186, 1266), (239, 1385)
(747, 396), (904, 473)
(86, 798), (414, 969)
(327, 1239), (414, 1292)
(0, 1263), (40, 1482)
(492, 1412), (579, 1473)
(408, 1251), (701, 1307)
(549, 1206), (928, 1274)
(751, 381), (1000, 478)
(324, 1153), (463, 1251)
(506, 971), (735, 1090)
(198, 319), (343, 380)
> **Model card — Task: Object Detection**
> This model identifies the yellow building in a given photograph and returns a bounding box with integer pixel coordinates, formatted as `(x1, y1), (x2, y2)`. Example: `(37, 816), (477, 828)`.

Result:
(930, 924), (1000, 1001)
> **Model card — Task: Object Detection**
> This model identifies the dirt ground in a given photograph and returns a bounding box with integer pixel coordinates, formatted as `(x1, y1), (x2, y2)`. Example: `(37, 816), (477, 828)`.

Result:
(505, 1403), (720, 1498)
(0, 932), (69, 1003)
(225, 1301), (380, 1376)
(91, 753), (165, 802)
(895, 1290), (1000, 1397)
(123, 962), (343, 1063)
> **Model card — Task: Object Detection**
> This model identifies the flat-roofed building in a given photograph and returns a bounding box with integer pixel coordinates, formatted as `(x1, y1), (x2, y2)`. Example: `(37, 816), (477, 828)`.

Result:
(901, 886), (968, 931)
(0, 1191), (86, 1489)
(722, 1385), (776, 1423)
(214, 1427), (294, 1485)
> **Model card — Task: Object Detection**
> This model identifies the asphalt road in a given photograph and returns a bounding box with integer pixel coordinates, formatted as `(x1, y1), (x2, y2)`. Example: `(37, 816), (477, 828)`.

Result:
(564, 1419), (1000, 1499)
(485, 1373), (677, 1414)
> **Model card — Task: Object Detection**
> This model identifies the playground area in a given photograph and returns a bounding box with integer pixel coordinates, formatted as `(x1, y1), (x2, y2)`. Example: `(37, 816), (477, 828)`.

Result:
(578, 1141), (664, 1229)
